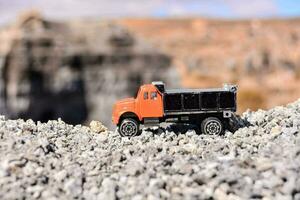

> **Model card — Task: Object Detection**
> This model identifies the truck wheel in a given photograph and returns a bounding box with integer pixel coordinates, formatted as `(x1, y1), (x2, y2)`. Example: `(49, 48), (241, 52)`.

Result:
(118, 118), (140, 137)
(201, 117), (223, 135)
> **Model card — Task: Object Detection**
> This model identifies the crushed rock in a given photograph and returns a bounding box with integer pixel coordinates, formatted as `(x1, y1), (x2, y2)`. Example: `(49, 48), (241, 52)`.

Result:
(0, 99), (300, 199)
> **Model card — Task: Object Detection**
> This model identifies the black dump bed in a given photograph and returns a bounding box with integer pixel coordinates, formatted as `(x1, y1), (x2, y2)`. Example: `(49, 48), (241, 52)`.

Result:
(163, 86), (236, 114)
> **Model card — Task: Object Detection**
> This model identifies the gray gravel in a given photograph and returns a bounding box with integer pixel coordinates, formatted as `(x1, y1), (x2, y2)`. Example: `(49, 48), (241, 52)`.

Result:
(1, 100), (300, 200)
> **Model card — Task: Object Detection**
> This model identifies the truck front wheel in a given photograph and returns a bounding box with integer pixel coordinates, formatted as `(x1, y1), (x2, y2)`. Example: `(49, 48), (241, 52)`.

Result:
(118, 118), (140, 137)
(201, 117), (223, 135)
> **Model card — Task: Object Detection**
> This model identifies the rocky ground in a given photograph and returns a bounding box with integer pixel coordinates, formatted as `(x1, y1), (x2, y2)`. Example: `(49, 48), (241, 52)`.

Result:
(0, 100), (300, 200)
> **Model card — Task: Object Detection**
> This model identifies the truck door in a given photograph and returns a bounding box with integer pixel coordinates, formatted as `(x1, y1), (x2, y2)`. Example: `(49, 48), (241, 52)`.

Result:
(139, 87), (164, 118)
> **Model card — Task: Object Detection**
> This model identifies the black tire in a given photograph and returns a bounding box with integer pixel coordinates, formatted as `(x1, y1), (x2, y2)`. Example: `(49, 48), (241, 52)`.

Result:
(227, 114), (249, 133)
(118, 118), (140, 137)
(201, 117), (223, 135)
(227, 117), (240, 133)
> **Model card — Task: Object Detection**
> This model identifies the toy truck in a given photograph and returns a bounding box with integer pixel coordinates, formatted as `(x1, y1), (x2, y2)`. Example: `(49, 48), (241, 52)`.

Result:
(112, 81), (238, 137)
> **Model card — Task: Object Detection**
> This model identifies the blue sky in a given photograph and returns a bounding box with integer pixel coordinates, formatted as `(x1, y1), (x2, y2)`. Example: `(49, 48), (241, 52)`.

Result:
(276, 0), (300, 17)
(0, 0), (300, 25)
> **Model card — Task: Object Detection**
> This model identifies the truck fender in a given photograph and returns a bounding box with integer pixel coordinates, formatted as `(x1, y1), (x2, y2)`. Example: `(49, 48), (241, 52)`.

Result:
(118, 112), (140, 125)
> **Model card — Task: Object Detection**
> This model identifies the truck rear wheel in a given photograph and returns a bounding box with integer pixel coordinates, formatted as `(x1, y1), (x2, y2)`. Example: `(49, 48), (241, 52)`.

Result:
(201, 117), (223, 135)
(118, 118), (140, 137)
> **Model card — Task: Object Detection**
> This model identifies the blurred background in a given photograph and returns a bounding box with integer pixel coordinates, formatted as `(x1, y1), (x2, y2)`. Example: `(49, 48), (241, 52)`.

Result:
(0, 0), (300, 127)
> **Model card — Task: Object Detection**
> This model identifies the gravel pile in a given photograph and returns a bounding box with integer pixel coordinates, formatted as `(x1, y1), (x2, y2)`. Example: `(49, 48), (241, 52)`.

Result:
(0, 100), (300, 199)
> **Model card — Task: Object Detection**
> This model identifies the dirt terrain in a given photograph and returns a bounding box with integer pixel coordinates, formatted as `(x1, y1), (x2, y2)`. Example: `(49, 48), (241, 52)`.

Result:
(119, 18), (300, 112)
(0, 99), (299, 199)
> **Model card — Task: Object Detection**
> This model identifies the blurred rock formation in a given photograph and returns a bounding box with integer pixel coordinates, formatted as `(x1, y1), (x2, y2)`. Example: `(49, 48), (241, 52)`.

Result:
(0, 12), (175, 126)
(120, 18), (300, 112)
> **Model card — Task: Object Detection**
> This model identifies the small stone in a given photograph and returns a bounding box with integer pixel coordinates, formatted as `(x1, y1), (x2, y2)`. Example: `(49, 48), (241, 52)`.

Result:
(294, 193), (300, 200)
(64, 178), (83, 197)
(98, 178), (116, 200)
(214, 186), (228, 200)
(270, 126), (282, 138)
(282, 127), (298, 135)
(90, 120), (108, 133)
(54, 170), (67, 182)
(132, 194), (143, 200)
(125, 158), (145, 176)
(183, 143), (198, 153)
(255, 158), (273, 172)
(97, 132), (109, 142)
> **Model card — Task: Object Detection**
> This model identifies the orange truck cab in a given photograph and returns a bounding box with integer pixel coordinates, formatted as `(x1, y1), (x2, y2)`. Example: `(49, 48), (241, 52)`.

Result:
(112, 81), (238, 137)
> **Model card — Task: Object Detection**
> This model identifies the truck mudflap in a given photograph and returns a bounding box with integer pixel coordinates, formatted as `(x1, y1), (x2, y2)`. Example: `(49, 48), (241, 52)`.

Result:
(228, 113), (249, 133)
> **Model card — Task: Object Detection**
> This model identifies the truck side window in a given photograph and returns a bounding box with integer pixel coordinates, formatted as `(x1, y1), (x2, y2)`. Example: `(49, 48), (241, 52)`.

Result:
(151, 92), (157, 100)
(143, 92), (148, 99)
